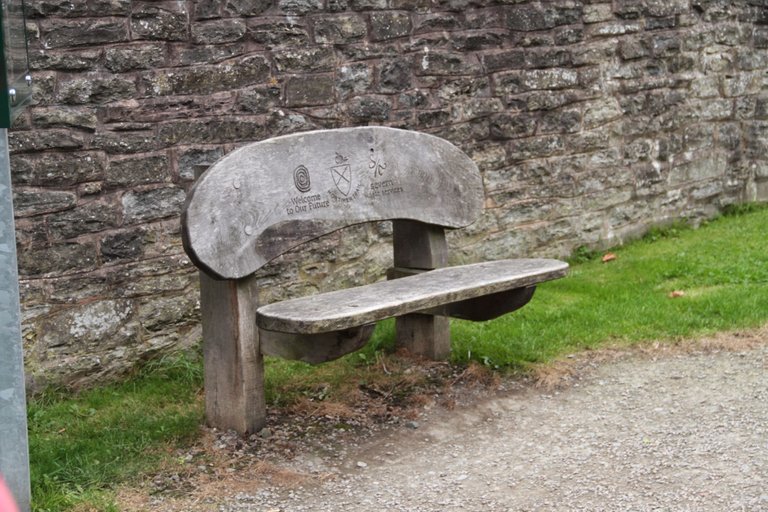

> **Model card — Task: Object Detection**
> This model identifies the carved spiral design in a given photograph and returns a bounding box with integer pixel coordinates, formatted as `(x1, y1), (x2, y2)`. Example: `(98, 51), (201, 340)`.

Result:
(293, 165), (311, 193)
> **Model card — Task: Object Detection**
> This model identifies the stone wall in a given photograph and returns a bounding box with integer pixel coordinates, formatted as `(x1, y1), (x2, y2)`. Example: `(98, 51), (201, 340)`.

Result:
(12, 0), (768, 391)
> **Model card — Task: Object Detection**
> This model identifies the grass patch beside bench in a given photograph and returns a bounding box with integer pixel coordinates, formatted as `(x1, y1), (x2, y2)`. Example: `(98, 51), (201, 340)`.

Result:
(29, 205), (768, 511)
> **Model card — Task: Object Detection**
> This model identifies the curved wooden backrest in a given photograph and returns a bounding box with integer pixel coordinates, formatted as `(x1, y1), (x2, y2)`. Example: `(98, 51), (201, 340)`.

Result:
(182, 127), (483, 279)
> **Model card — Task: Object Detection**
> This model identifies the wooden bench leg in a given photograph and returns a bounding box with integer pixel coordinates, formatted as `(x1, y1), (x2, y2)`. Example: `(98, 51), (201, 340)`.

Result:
(393, 220), (451, 360)
(199, 272), (266, 434)
(396, 313), (451, 359)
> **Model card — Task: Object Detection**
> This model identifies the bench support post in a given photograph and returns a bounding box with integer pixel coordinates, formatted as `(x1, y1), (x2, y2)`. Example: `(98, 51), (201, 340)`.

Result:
(200, 273), (266, 434)
(393, 220), (451, 360)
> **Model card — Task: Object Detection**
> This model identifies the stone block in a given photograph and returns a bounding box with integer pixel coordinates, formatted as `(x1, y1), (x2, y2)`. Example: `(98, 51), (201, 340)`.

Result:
(57, 76), (136, 105)
(157, 118), (268, 146)
(399, 90), (428, 108)
(721, 72), (762, 97)
(174, 44), (247, 66)
(507, 3), (582, 32)
(347, 96), (392, 122)
(583, 4), (613, 23)
(285, 74), (335, 107)
(338, 63), (373, 98)
(178, 147), (226, 181)
(18, 241), (98, 276)
(278, 0), (323, 14)
(614, 0), (643, 19)
(451, 31), (504, 51)
(236, 85), (281, 113)
(11, 152), (105, 186)
(40, 19), (129, 48)
(523, 91), (582, 111)
(88, 0), (132, 15)
(274, 47), (336, 72)
(40, 299), (135, 351)
(340, 44), (400, 61)
(489, 113), (536, 139)
(483, 50), (525, 73)
(431, 121), (490, 146)
(588, 21), (643, 37)
(572, 41), (615, 66)
(523, 68), (580, 91)
(225, 0), (271, 15)
(452, 98), (504, 121)
(13, 190), (77, 217)
(138, 294), (199, 333)
(465, 9), (505, 29)
(191, 18), (247, 44)
(756, 98), (768, 119)
(755, 27), (768, 48)
(415, 51), (482, 76)
(91, 130), (160, 155)
(48, 202), (121, 239)
(378, 60), (411, 92)
(122, 186), (186, 223)
(506, 135), (565, 161)
(31, 106), (98, 131)
(104, 45), (166, 73)
(416, 109), (451, 128)
(347, 0), (389, 9)
(583, 98), (622, 129)
(524, 49), (573, 69)
(565, 130), (615, 154)
(101, 230), (145, 262)
(141, 55), (269, 97)
(9, 129), (85, 153)
(469, 142), (507, 170)
(619, 39), (650, 60)
(106, 155), (170, 187)
(29, 49), (101, 71)
(413, 13), (459, 33)
(555, 27), (584, 45)
(737, 47), (768, 70)
(370, 12), (412, 41)
(537, 108), (582, 135)
(314, 14), (367, 44)
(28, 72), (56, 107)
(130, 2), (188, 42)
(193, 0), (224, 19)
(248, 18), (309, 47)
(26, 0), (91, 17)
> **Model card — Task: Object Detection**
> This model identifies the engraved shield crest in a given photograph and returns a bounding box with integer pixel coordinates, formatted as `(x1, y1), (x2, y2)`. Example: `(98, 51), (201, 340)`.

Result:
(330, 163), (352, 196)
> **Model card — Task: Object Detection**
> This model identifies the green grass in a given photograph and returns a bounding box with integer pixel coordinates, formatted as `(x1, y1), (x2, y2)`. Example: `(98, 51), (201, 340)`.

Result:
(28, 355), (204, 511)
(449, 207), (768, 369)
(27, 205), (768, 510)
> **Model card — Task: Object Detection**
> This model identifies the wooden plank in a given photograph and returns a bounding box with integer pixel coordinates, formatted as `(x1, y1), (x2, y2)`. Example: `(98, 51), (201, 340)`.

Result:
(256, 259), (569, 334)
(200, 272), (266, 434)
(259, 325), (374, 364)
(424, 286), (537, 321)
(181, 127), (483, 279)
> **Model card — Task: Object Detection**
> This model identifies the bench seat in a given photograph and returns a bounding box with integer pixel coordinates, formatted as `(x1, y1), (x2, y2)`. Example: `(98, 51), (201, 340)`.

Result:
(257, 258), (568, 334)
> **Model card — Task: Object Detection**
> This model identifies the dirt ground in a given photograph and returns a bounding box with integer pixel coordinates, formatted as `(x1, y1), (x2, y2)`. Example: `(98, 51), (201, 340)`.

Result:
(118, 327), (768, 512)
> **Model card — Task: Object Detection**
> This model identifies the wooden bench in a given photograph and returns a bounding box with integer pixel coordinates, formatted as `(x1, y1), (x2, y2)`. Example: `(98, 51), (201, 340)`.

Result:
(181, 127), (568, 434)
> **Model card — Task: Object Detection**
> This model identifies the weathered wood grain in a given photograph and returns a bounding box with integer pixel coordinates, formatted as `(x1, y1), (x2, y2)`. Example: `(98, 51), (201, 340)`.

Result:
(259, 324), (375, 364)
(256, 259), (569, 334)
(425, 286), (537, 321)
(181, 127), (483, 279)
(199, 272), (266, 434)
(392, 219), (450, 359)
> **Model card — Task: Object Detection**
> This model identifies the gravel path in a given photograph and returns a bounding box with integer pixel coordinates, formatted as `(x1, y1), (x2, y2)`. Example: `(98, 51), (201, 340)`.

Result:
(221, 341), (768, 512)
